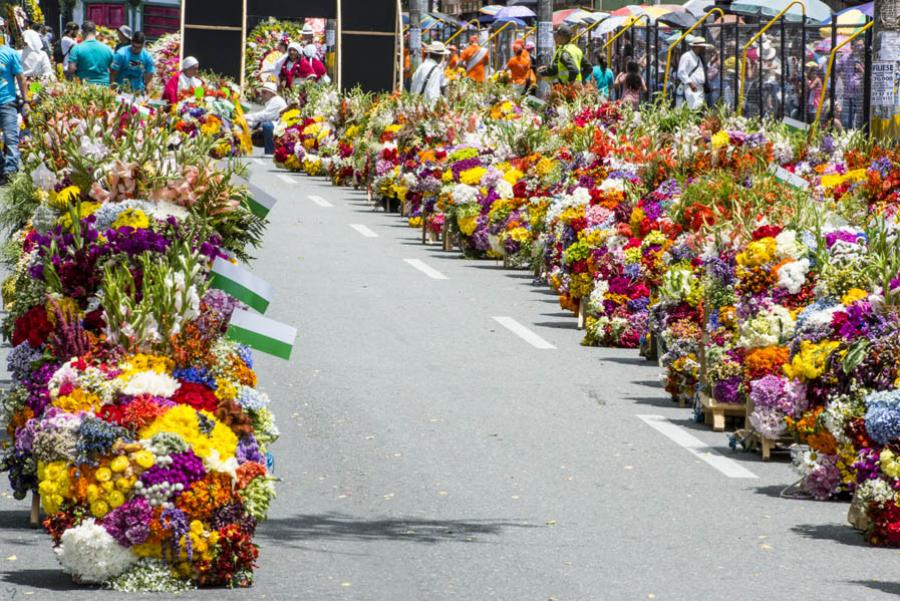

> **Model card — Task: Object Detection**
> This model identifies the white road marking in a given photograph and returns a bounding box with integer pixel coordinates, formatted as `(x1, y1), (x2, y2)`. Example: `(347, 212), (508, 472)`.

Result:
(492, 316), (556, 349)
(308, 194), (333, 207)
(637, 415), (758, 479)
(276, 173), (297, 185)
(349, 224), (378, 238)
(404, 258), (447, 280)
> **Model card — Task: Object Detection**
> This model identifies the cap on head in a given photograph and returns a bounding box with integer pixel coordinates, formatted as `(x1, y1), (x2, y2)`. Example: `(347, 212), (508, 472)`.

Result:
(556, 24), (573, 39)
(182, 56), (199, 70)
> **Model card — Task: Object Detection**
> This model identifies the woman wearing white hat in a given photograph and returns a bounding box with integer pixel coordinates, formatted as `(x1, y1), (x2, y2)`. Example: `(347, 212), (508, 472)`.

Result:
(246, 81), (287, 155)
(163, 56), (202, 104)
(277, 42), (305, 89)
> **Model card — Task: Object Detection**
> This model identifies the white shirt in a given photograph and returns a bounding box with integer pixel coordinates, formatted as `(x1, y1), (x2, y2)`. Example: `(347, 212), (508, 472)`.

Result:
(178, 73), (203, 93)
(61, 36), (77, 70)
(22, 50), (54, 81)
(410, 58), (447, 103)
(677, 49), (705, 109)
(246, 94), (288, 127)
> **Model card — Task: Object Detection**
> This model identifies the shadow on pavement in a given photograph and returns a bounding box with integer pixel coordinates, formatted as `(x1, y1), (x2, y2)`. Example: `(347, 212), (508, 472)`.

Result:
(790, 523), (867, 547)
(850, 580), (900, 595)
(258, 513), (536, 545)
(1, 569), (84, 591)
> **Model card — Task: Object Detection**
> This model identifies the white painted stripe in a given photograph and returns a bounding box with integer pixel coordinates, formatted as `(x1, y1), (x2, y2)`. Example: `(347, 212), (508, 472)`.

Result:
(492, 316), (556, 350)
(276, 173), (297, 185)
(308, 194), (333, 208)
(349, 224), (378, 238)
(404, 258), (447, 280)
(637, 415), (758, 479)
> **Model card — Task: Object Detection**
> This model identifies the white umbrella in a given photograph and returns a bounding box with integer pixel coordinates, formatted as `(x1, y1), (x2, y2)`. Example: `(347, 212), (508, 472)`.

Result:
(582, 11), (610, 25)
(729, 0), (831, 23)
(595, 15), (629, 35)
(682, 0), (714, 18)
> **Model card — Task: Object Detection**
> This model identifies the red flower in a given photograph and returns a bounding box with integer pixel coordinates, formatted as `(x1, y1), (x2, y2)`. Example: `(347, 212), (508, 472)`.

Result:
(12, 305), (52, 348)
(171, 382), (219, 413)
(751, 225), (783, 240)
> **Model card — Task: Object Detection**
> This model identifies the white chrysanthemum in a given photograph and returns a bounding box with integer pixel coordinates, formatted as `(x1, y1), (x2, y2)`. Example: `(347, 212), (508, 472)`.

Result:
(857, 478), (896, 508)
(777, 259), (810, 294)
(738, 305), (795, 348)
(775, 230), (808, 260)
(55, 519), (137, 583)
(450, 183), (478, 206)
(587, 279), (609, 314)
(149, 200), (189, 222)
(495, 179), (514, 200)
(599, 178), (625, 194)
(121, 371), (180, 398)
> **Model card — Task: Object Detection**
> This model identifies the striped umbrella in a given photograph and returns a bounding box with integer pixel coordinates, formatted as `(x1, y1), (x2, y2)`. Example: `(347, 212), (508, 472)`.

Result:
(480, 4), (504, 16)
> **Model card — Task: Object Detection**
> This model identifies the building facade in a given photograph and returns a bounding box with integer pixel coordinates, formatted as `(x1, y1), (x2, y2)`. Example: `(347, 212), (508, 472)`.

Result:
(70, 0), (180, 38)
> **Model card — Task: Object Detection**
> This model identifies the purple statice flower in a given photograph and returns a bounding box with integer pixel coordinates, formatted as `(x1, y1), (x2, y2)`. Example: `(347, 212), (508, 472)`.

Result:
(627, 297), (650, 313)
(746, 132), (767, 148)
(577, 175), (595, 189)
(202, 288), (238, 323)
(102, 497), (153, 547)
(236, 434), (264, 465)
(624, 263), (641, 279)
(161, 507), (192, 562)
(7, 342), (43, 384)
(24, 362), (59, 416)
(853, 447), (882, 483)
(748, 375), (806, 416)
(479, 188), (499, 211)
(236, 344), (254, 369)
(140, 450), (206, 492)
(211, 502), (257, 536)
(641, 200), (663, 222)
(871, 156), (893, 179)
(76, 417), (129, 465)
(668, 244), (693, 263)
(470, 218), (492, 252)
(705, 256), (734, 285)
(481, 166), (502, 189)
(802, 453), (842, 500)
(821, 135), (835, 154)
(713, 375), (743, 404)
(503, 236), (521, 257)
(450, 157), (482, 179)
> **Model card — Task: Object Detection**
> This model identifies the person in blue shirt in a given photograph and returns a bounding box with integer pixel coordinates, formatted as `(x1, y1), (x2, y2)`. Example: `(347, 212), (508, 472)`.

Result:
(110, 31), (155, 93)
(66, 20), (115, 86)
(0, 41), (28, 183)
(587, 54), (615, 101)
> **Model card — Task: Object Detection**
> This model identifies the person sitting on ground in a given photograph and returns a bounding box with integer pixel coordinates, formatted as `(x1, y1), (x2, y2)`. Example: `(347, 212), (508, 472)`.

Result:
(410, 41), (449, 104)
(460, 34), (489, 83)
(110, 30), (155, 94)
(299, 43), (327, 83)
(66, 21), (115, 87)
(245, 81), (287, 155)
(587, 54), (614, 100)
(537, 25), (583, 85)
(163, 55), (202, 104)
(615, 59), (647, 109)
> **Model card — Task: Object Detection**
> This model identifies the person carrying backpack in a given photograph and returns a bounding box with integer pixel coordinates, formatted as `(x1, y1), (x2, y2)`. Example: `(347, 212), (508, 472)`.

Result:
(537, 25), (586, 85)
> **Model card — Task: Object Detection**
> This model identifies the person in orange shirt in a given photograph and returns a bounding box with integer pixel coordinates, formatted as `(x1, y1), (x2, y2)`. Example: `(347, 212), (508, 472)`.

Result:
(506, 39), (533, 94)
(459, 34), (489, 83)
(447, 45), (459, 70)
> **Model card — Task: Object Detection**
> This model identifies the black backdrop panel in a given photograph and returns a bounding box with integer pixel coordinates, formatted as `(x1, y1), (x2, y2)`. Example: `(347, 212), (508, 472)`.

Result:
(341, 34), (394, 93)
(185, 0), (244, 26)
(250, 0), (335, 18)
(342, 0), (394, 31)
(183, 28), (244, 81)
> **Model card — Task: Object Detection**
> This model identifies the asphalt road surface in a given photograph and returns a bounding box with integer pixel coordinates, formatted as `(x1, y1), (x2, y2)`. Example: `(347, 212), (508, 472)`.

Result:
(2, 157), (899, 600)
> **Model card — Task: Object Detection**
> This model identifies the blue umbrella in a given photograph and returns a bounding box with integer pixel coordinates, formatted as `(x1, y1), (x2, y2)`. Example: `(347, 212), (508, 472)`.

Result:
(494, 16), (527, 28)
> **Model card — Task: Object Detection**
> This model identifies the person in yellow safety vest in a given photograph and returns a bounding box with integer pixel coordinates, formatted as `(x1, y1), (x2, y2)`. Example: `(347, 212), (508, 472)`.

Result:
(537, 24), (583, 84)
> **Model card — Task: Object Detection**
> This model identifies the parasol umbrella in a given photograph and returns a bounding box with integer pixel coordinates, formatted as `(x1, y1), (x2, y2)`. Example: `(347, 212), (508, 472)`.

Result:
(507, 0), (537, 5)
(594, 15), (629, 35)
(495, 5), (536, 20)
(480, 5), (503, 16)
(552, 8), (591, 26)
(819, 5), (871, 36)
(682, 0), (713, 17)
(493, 16), (527, 28)
(656, 11), (698, 29)
(430, 10), (463, 28)
(582, 11), (610, 25)
(729, 0), (832, 23)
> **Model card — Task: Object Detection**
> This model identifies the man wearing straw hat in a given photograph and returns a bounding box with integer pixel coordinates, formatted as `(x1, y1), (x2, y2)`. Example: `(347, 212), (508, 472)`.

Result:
(246, 81), (287, 155)
(411, 41), (450, 104)
(676, 35), (708, 110)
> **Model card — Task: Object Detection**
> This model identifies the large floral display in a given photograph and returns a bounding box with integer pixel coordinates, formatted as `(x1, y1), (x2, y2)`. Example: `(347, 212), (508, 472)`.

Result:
(270, 79), (900, 547)
(0, 85), (279, 591)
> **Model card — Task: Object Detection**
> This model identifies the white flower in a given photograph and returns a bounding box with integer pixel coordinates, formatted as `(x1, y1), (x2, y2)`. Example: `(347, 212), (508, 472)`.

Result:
(495, 179), (514, 200)
(55, 519), (137, 583)
(31, 162), (56, 190)
(857, 478), (896, 508)
(149, 200), (189, 222)
(776, 259), (810, 294)
(599, 178), (624, 194)
(775, 230), (807, 260)
(121, 371), (180, 398)
(588, 279), (609, 314)
(79, 136), (108, 161)
(450, 183), (478, 206)
(205, 449), (239, 481)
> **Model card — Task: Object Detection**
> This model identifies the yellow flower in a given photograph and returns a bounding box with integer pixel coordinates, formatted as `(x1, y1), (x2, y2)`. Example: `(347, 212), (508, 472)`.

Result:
(783, 340), (841, 381)
(281, 109), (301, 126)
(457, 214), (478, 236)
(459, 167), (487, 186)
(119, 354), (174, 378)
(111, 208), (151, 230)
(841, 288), (868, 306)
(503, 168), (524, 185)
(53, 388), (103, 413)
(442, 169), (453, 183)
(91, 500), (110, 517)
(49, 185), (81, 210)
(214, 377), (237, 402)
(736, 238), (776, 267)
(132, 450), (155, 469)
(110, 456), (130, 473)
(139, 405), (238, 461)
(711, 130), (730, 149)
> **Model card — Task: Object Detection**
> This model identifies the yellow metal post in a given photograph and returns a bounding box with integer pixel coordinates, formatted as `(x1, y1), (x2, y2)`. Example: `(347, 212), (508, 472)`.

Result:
(573, 17), (607, 42)
(662, 8), (725, 102)
(603, 14), (650, 66)
(737, 1), (805, 116)
(446, 18), (480, 45)
(812, 20), (873, 137)
(485, 20), (517, 45)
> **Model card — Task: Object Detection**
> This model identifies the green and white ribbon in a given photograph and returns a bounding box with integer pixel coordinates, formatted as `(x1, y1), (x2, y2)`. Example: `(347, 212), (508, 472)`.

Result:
(209, 257), (274, 314)
(769, 164), (809, 190)
(227, 309), (296, 360)
(782, 116), (809, 132)
(243, 180), (278, 218)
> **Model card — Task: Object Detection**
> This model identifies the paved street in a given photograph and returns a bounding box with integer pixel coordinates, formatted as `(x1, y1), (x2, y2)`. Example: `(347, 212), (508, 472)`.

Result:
(2, 158), (900, 600)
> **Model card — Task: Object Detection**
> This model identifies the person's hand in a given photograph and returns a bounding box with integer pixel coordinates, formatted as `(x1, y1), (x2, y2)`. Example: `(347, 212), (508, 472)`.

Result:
(20, 101), (29, 116)
(689, 83), (698, 92)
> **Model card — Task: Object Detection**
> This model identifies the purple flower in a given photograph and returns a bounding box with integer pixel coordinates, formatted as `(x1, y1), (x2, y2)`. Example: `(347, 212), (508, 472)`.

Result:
(236, 434), (264, 464)
(102, 497), (153, 547)
(713, 375), (742, 404)
(140, 450), (206, 491)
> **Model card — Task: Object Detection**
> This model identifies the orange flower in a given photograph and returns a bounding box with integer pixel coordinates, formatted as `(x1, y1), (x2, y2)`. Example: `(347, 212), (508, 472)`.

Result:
(744, 346), (790, 379)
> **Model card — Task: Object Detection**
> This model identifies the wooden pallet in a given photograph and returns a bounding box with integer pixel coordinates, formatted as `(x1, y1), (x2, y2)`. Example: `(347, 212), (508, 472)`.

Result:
(699, 393), (747, 432)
